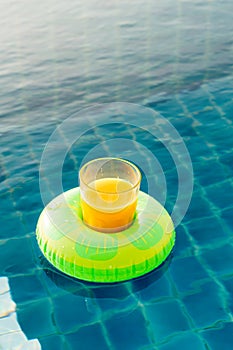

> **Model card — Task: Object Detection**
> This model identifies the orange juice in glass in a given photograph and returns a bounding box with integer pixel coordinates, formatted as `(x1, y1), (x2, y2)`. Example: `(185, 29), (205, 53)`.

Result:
(79, 158), (141, 233)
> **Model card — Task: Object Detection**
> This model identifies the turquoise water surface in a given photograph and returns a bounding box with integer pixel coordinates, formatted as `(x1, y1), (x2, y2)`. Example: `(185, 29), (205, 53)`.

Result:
(0, 0), (233, 349)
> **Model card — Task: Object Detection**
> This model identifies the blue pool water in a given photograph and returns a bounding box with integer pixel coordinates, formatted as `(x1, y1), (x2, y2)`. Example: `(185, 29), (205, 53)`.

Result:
(0, 0), (233, 349)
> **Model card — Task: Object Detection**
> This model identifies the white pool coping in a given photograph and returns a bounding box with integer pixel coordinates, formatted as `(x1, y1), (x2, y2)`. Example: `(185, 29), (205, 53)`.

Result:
(0, 277), (41, 350)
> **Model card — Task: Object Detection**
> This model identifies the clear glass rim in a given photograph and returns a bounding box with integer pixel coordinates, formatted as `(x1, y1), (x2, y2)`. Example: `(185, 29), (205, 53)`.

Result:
(79, 157), (141, 194)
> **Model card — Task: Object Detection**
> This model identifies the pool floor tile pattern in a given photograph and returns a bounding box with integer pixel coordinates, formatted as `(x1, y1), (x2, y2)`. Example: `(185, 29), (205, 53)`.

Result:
(1, 75), (233, 349)
(159, 332), (207, 350)
(17, 299), (57, 339)
(66, 323), (110, 350)
(105, 309), (150, 350)
(182, 280), (230, 329)
(201, 322), (233, 350)
(145, 300), (191, 343)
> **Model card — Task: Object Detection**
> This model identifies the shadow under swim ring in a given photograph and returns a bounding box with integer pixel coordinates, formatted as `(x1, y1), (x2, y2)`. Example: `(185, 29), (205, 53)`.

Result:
(36, 188), (175, 283)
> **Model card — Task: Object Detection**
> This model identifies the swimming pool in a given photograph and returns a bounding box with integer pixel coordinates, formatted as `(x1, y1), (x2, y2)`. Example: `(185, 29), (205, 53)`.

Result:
(0, 0), (233, 349)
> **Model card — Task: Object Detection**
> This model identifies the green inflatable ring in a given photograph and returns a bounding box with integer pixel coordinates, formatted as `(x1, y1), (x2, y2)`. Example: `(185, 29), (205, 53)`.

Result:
(36, 188), (175, 283)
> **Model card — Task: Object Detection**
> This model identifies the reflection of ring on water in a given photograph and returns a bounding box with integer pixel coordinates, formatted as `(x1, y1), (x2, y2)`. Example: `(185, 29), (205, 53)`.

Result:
(40, 253), (173, 300)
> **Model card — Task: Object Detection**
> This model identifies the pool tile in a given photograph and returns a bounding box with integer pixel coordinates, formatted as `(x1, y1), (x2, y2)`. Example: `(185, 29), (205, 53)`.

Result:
(201, 244), (233, 276)
(145, 300), (190, 343)
(163, 168), (178, 198)
(39, 334), (69, 350)
(0, 191), (16, 214)
(183, 189), (213, 222)
(0, 237), (37, 276)
(173, 224), (192, 258)
(205, 181), (233, 210)
(91, 281), (131, 300)
(182, 281), (229, 328)
(136, 274), (173, 303)
(221, 96), (233, 113)
(207, 127), (233, 153)
(0, 212), (26, 239)
(158, 332), (207, 350)
(151, 147), (175, 174)
(208, 83), (233, 106)
(168, 116), (197, 138)
(184, 137), (213, 162)
(105, 308), (150, 349)
(169, 256), (208, 294)
(15, 183), (42, 213)
(155, 100), (185, 118)
(220, 276), (233, 295)
(9, 274), (47, 304)
(220, 276), (233, 314)
(66, 323), (109, 350)
(22, 210), (41, 234)
(179, 93), (211, 117)
(219, 151), (233, 175)
(193, 159), (227, 187)
(220, 207), (233, 231)
(201, 322), (233, 350)
(53, 293), (100, 333)
(96, 291), (138, 316)
(39, 265), (91, 298)
(187, 216), (229, 246)
(17, 299), (56, 338)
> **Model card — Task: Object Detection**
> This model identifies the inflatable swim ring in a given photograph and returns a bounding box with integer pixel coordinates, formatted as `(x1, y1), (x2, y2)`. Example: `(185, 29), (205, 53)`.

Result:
(36, 188), (175, 283)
